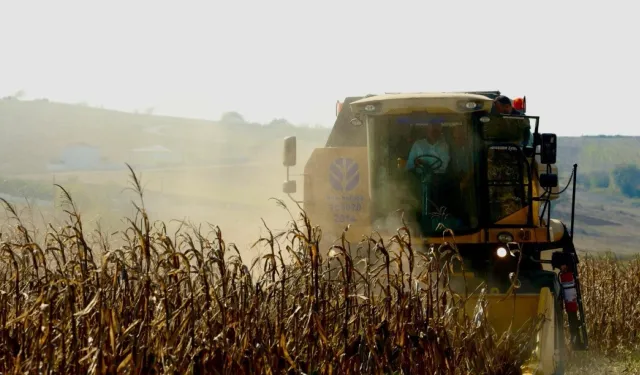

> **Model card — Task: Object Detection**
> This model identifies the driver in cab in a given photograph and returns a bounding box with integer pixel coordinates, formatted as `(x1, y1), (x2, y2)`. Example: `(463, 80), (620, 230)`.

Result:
(405, 118), (450, 174)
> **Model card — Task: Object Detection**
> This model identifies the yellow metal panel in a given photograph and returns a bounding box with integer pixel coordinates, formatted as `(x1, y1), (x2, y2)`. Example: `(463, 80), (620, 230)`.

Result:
(463, 293), (539, 335)
(463, 288), (559, 375)
(520, 287), (559, 375)
(303, 147), (371, 243)
(421, 231), (485, 244)
(538, 287), (557, 374)
(369, 231), (486, 245)
(495, 206), (531, 226)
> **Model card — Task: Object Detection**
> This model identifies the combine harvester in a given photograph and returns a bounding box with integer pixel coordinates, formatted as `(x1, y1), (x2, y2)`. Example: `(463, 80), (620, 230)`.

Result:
(281, 91), (587, 374)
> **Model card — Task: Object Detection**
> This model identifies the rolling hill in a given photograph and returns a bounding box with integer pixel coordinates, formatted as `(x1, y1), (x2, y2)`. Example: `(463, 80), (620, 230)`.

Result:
(1, 97), (639, 253)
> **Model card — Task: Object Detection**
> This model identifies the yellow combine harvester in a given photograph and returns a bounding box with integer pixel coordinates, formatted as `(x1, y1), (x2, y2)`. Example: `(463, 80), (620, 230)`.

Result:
(281, 91), (587, 374)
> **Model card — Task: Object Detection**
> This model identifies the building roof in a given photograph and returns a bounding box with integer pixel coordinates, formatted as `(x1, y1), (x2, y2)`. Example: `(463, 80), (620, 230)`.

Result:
(132, 145), (173, 153)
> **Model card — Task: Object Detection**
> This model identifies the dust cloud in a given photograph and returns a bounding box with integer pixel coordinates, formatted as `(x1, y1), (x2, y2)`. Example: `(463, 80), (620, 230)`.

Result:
(0, 99), (324, 262)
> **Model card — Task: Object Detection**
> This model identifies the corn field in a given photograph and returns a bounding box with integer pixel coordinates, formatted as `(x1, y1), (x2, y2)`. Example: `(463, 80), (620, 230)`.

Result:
(0, 169), (637, 374)
(578, 252), (640, 355)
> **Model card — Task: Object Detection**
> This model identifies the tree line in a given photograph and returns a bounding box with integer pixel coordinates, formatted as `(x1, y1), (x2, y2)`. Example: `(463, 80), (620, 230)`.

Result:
(579, 164), (640, 198)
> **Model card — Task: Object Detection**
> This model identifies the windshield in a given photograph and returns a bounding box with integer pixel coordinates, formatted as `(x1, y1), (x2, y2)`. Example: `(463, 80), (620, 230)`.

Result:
(367, 112), (479, 236)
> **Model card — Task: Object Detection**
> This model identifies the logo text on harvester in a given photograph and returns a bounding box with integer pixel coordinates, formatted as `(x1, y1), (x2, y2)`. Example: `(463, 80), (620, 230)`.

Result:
(327, 157), (363, 224)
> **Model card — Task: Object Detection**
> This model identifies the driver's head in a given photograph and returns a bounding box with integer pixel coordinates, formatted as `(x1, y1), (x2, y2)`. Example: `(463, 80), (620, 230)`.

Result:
(425, 119), (443, 144)
(493, 95), (513, 114)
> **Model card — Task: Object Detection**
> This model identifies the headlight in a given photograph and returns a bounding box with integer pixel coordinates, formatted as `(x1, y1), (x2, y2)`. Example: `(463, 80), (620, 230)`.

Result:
(496, 247), (508, 258)
(498, 232), (514, 244)
(350, 118), (363, 127)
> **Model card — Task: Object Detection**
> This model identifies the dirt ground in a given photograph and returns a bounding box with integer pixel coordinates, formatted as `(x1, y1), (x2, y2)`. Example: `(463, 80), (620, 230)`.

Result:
(566, 351), (640, 374)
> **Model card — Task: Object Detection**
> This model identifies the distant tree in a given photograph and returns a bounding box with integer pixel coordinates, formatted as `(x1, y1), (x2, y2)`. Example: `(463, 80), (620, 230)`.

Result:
(577, 173), (592, 190)
(612, 164), (640, 198)
(266, 118), (293, 128)
(145, 107), (155, 115)
(220, 111), (246, 124)
(589, 171), (610, 189)
(13, 90), (26, 100)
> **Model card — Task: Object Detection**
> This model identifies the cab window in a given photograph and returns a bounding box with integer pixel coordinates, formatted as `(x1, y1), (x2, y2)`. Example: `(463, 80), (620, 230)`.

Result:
(366, 113), (480, 235)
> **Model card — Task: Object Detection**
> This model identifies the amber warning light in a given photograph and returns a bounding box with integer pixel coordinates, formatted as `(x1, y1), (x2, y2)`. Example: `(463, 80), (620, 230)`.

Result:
(336, 101), (343, 116)
(513, 96), (526, 112)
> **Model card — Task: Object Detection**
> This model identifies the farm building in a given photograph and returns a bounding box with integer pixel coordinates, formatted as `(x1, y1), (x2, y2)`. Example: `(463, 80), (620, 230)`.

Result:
(47, 142), (105, 171)
(129, 145), (183, 168)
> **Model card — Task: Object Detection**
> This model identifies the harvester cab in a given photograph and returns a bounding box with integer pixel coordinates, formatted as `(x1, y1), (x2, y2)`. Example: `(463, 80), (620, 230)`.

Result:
(281, 91), (587, 374)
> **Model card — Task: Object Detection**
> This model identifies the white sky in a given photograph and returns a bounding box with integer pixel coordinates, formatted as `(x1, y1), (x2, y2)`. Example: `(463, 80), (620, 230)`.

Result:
(1, 0), (638, 136)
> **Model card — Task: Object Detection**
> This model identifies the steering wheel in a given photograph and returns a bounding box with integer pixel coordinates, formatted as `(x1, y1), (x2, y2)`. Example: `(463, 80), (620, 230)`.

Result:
(413, 153), (444, 180)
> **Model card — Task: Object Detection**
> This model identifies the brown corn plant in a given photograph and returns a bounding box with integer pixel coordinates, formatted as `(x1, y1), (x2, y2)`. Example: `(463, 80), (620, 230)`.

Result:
(577, 251), (640, 356)
(0, 165), (625, 374)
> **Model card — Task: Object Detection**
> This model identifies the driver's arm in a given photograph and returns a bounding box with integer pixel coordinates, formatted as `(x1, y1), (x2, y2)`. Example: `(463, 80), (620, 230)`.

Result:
(405, 142), (419, 170)
(439, 141), (451, 173)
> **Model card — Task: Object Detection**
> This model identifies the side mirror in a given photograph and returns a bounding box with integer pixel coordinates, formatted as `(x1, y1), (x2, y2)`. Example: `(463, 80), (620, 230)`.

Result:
(283, 136), (297, 167)
(283, 180), (297, 194)
(540, 133), (557, 164)
(539, 173), (558, 188)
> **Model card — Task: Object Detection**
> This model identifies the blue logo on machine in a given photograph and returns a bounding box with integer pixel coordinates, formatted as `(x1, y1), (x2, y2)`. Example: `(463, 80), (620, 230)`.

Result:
(329, 157), (359, 192)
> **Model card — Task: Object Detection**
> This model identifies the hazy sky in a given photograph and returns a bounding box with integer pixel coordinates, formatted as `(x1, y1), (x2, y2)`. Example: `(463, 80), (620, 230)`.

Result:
(1, 0), (638, 136)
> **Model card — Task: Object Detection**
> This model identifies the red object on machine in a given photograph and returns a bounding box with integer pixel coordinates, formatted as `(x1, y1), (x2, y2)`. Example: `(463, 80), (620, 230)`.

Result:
(336, 101), (343, 116)
(559, 270), (579, 313)
(513, 97), (525, 111)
